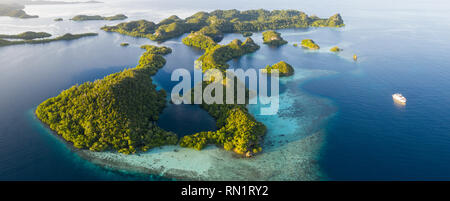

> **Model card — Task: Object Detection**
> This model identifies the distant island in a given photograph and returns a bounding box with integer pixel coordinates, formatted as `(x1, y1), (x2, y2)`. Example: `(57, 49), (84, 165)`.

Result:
(0, 4), (38, 19)
(330, 46), (342, 52)
(1, 1), (102, 19)
(0, 31), (51, 40)
(262, 30), (288, 47)
(0, 33), (98, 47)
(71, 14), (127, 21)
(102, 9), (344, 42)
(301, 39), (320, 50)
(262, 61), (295, 77)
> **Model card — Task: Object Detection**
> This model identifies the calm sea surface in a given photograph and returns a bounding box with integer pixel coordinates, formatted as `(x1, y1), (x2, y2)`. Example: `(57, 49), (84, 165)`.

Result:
(1, 0), (450, 180)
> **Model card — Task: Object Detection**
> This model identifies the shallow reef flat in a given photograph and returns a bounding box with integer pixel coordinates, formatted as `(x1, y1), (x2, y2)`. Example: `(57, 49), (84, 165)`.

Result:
(78, 68), (337, 181)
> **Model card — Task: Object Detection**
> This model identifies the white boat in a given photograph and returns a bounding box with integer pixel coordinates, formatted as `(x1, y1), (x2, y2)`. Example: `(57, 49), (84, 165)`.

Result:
(392, 93), (407, 104)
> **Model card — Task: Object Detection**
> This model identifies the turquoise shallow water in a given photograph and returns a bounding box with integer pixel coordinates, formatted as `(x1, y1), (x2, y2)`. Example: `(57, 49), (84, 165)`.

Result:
(1, 0), (450, 180)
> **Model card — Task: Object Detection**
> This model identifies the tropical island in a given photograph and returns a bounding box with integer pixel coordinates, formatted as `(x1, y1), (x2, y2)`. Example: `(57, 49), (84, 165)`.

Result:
(54, 18), (63, 21)
(0, 33), (98, 47)
(0, 4), (38, 19)
(330, 46), (342, 52)
(301, 39), (320, 50)
(262, 61), (295, 77)
(0, 31), (52, 40)
(102, 9), (344, 42)
(34, 9), (344, 158)
(262, 30), (287, 47)
(71, 14), (128, 21)
(36, 45), (178, 154)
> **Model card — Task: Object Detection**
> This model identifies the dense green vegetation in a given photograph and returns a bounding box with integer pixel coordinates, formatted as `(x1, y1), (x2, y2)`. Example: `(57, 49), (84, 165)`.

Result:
(301, 39), (320, 50)
(102, 9), (344, 42)
(0, 31), (51, 40)
(0, 33), (98, 47)
(140, 45), (172, 54)
(120, 42), (129, 47)
(180, 81), (266, 156)
(0, 4), (38, 19)
(330, 46), (342, 52)
(262, 61), (294, 77)
(182, 31), (218, 50)
(197, 37), (260, 72)
(180, 32), (266, 156)
(262, 30), (287, 46)
(36, 45), (177, 154)
(71, 14), (127, 21)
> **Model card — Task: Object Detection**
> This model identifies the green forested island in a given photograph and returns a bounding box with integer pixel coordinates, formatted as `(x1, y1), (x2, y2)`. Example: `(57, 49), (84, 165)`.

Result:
(262, 30), (287, 46)
(301, 39), (320, 50)
(197, 37), (260, 72)
(36, 45), (177, 154)
(33, 9), (344, 157)
(71, 14), (127, 21)
(0, 31), (51, 40)
(102, 9), (344, 42)
(330, 46), (342, 52)
(0, 4), (38, 19)
(0, 33), (98, 47)
(262, 61), (295, 76)
(179, 42), (266, 156)
(54, 18), (63, 21)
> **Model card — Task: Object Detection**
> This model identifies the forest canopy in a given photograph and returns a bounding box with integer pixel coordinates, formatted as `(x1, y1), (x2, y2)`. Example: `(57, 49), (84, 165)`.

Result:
(35, 45), (177, 154)
(262, 30), (288, 47)
(262, 61), (295, 77)
(301, 39), (320, 50)
(0, 31), (51, 40)
(102, 9), (344, 42)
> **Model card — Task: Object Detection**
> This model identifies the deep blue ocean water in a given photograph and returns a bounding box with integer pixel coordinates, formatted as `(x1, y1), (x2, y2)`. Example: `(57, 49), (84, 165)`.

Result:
(1, 0), (450, 180)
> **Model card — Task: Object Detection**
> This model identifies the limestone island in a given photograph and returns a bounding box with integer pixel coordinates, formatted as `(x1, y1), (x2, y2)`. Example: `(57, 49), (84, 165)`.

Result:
(0, 33), (98, 47)
(0, 31), (51, 40)
(262, 30), (288, 47)
(120, 42), (129, 47)
(101, 9), (344, 42)
(330, 46), (342, 52)
(54, 18), (63, 21)
(71, 14), (127, 21)
(301, 39), (320, 50)
(35, 9), (344, 160)
(262, 61), (295, 77)
(0, 4), (38, 19)
(36, 45), (177, 154)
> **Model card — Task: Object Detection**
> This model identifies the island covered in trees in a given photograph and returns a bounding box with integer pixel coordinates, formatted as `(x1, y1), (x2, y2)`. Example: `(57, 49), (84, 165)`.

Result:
(301, 39), (320, 49)
(0, 31), (51, 40)
(262, 30), (288, 46)
(71, 14), (127, 21)
(0, 32), (98, 47)
(102, 9), (344, 42)
(262, 61), (295, 77)
(36, 45), (178, 154)
(35, 9), (344, 157)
